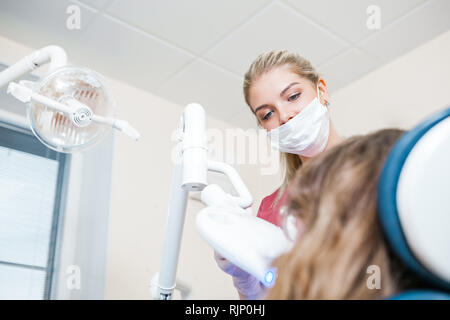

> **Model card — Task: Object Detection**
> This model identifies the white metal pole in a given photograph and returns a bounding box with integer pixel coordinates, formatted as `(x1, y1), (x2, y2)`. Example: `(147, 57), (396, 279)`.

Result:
(156, 152), (188, 300)
(181, 103), (208, 191)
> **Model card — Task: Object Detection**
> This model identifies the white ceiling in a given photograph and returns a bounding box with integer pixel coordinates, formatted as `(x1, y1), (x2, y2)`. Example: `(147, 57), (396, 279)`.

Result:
(0, 0), (449, 128)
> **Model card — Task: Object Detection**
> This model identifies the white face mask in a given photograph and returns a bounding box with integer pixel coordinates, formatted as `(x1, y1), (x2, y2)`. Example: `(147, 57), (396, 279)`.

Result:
(267, 86), (330, 157)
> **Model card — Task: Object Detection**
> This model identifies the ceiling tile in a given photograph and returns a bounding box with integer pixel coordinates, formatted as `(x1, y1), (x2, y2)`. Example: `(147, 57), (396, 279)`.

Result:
(68, 14), (194, 92)
(204, 2), (347, 76)
(317, 48), (378, 92)
(77, 0), (113, 10)
(0, 1), (192, 93)
(0, 0), (97, 55)
(283, 0), (426, 44)
(358, 0), (450, 66)
(156, 59), (246, 122)
(1, 0), (447, 128)
(106, 0), (272, 54)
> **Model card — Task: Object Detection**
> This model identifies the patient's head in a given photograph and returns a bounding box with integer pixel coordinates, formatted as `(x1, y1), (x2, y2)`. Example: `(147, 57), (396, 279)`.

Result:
(267, 128), (428, 299)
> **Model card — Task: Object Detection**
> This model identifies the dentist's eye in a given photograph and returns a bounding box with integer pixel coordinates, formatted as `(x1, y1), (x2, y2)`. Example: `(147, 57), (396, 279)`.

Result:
(288, 93), (300, 101)
(262, 111), (273, 121)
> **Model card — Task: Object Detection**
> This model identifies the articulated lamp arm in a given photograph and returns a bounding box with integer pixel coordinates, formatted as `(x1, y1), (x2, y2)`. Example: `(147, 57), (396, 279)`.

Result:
(0, 45), (67, 88)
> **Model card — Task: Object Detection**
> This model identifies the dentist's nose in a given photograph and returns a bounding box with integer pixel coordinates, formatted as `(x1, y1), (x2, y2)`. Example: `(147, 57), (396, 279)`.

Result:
(279, 110), (294, 126)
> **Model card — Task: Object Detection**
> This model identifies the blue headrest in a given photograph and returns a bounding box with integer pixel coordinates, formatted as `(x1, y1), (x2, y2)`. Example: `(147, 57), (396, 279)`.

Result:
(378, 107), (450, 297)
(390, 290), (450, 300)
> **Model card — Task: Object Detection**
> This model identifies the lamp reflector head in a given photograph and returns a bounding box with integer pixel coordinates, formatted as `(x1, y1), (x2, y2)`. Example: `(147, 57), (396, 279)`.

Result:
(27, 67), (114, 153)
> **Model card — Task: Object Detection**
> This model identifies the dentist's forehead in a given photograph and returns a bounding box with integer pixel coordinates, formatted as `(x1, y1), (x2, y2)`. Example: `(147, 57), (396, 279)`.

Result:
(249, 66), (309, 111)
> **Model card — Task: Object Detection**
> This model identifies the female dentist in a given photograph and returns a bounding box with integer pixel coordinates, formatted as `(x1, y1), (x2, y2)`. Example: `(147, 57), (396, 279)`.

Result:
(215, 50), (343, 299)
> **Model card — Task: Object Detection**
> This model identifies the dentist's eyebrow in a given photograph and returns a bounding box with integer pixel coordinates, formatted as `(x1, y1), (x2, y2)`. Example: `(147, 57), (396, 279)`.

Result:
(254, 82), (300, 114)
(254, 104), (268, 114)
(280, 82), (299, 97)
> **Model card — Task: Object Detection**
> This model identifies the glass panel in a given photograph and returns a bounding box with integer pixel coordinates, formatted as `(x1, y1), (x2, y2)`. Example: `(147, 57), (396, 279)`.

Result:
(0, 146), (59, 267)
(0, 264), (46, 299)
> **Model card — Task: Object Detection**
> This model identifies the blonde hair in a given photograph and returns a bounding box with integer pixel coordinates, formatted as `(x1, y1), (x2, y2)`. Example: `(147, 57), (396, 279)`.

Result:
(243, 50), (320, 204)
(266, 129), (429, 299)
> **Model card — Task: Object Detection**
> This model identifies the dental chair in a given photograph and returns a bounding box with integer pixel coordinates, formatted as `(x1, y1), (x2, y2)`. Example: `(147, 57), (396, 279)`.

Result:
(378, 107), (450, 300)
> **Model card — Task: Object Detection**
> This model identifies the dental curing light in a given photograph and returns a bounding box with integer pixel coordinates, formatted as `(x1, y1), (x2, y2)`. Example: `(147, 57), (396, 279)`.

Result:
(152, 103), (292, 300)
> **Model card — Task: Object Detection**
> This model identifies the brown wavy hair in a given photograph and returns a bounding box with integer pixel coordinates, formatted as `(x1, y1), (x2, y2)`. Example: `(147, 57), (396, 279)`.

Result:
(266, 128), (428, 299)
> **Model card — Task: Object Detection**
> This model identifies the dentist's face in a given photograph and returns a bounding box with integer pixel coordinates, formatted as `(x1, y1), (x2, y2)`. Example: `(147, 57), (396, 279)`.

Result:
(248, 65), (322, 131)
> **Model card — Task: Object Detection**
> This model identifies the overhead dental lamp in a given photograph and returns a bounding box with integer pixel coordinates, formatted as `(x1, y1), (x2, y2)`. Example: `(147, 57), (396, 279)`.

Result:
(151, 103), (293, 300)
(0, 45), (139, 152)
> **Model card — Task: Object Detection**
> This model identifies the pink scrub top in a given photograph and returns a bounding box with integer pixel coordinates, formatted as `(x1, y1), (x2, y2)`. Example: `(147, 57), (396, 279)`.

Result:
(256, 187), (289, 227)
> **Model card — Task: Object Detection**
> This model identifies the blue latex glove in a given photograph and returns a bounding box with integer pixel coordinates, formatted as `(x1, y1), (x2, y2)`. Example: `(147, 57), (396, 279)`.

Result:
(214, 251), (266, 299)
